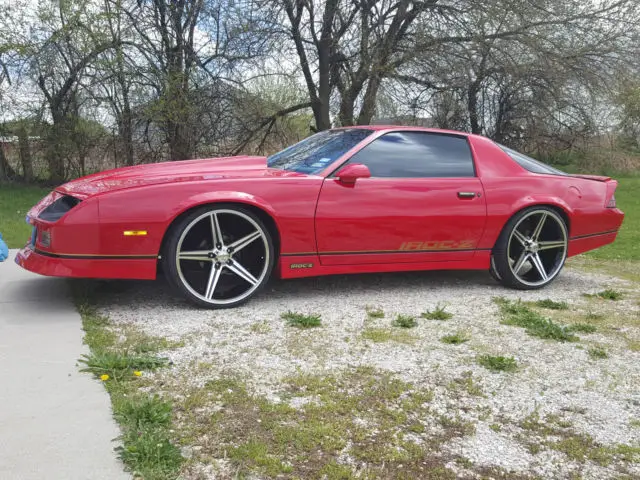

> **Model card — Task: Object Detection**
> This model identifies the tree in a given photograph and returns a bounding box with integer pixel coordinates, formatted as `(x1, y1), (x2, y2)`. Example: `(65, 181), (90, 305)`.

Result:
(269, 0), (445, 130)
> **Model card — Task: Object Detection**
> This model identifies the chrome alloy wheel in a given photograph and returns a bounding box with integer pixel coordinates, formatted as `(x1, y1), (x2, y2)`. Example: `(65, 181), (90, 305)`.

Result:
(506, 210), (568, 287)
(175, 209), (270, 306)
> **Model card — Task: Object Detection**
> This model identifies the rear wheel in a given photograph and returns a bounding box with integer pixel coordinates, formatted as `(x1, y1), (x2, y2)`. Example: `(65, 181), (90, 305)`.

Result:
(492, 207), (568, 290)
(163, 205), (274, 308)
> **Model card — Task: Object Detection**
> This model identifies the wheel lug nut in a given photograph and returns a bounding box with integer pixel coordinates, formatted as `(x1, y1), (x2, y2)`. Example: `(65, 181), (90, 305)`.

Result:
(215, 262), (221, 268)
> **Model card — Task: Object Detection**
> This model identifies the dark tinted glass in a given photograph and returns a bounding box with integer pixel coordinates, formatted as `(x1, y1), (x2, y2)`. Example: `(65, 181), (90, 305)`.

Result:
(348, 132), (475, 177)
(267, 129), (373, 174)
(499, 145), (567, 175)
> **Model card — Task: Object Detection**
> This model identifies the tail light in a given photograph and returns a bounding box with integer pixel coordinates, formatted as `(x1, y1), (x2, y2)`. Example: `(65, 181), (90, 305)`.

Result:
(606, 195), (616, 208)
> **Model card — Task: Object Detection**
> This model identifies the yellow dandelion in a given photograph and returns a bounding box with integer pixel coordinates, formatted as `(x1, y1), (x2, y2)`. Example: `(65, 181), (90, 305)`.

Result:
(133, 371), (142, 377)
(100, 374), (110, 381)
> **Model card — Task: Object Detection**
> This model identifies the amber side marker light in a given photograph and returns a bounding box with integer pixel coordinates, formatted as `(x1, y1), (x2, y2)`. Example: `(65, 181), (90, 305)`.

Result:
(123, 230), (148, 236)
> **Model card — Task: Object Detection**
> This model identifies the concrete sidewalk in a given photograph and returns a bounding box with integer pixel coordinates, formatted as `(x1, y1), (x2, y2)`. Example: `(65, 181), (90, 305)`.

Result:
(0, 251), (129, 480)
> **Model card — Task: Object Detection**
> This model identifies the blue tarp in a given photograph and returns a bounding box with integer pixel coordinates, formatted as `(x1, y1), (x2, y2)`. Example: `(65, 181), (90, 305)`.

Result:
(0, 233), (8, 262)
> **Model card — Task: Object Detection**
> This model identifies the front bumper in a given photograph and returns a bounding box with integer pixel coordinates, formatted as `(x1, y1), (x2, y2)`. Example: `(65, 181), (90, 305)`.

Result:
(15, 246), (158, 280)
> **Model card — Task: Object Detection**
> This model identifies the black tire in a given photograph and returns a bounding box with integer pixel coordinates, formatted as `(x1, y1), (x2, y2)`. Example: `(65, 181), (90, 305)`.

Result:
(492, 206), (568, 290)
(488, 255), (502, 282)
(163, 204), (275, 308)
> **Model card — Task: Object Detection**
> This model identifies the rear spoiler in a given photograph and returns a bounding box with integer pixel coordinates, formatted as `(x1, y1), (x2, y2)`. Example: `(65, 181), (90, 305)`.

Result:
(568, 174), (611, 182)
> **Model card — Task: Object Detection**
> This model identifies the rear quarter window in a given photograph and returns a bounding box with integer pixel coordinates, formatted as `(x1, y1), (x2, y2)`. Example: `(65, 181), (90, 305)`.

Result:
(499, 145), (567, 176)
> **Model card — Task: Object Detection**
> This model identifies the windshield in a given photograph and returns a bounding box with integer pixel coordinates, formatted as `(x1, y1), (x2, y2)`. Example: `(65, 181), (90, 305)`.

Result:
(267, 129), (373, 174)
(499, 144), (567, 176)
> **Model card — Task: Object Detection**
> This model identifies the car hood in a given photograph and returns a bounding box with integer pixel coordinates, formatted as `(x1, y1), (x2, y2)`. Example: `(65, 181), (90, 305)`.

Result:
(57, 155), (303, 198)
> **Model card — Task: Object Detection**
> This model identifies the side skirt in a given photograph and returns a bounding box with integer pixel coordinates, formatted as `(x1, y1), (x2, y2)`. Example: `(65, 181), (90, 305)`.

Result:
(278, 251), (491, 279)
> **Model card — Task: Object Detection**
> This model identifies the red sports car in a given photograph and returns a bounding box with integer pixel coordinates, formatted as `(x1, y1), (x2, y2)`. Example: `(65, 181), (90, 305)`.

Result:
(16, 126), (624, 308)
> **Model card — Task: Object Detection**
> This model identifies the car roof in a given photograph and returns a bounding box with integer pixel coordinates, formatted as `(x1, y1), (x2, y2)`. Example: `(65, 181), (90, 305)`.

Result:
(330, 125), (472, 137)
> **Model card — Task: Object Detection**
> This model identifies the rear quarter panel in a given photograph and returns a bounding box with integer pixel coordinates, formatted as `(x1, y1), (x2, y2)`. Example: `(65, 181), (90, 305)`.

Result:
(469, 136), (623, 249)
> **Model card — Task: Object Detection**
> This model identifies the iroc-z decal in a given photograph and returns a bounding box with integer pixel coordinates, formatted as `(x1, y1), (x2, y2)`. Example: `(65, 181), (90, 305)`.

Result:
(290, 263), (314, 269)
(399, 240), (475, 251)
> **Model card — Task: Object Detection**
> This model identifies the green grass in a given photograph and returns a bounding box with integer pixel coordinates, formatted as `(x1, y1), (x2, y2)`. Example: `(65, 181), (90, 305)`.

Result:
(533, 299), (569, 310)
(72, 284), (182, 479)
(494, 298), (578, 342)
(477, 355), (518, 372)
(0, 183), (49, 247)
(392, 314), (417, 328)
(281, 311), (322, 328)
(440, 332), (470, 345)
(421, 304), (453, 320)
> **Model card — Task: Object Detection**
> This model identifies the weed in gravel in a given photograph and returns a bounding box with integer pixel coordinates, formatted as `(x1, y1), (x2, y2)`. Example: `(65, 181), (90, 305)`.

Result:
(365, 306), (385, 319)
(627, 338), (640, 352)
(585, 311), (604, 321)
(534, 299), (569, 310)
(229, 439), (293, 476)
(584, 289), (623, 300)
(448, 372), (484, 397)
(455, 457), (474, 468)
(477, 355), (518, 373)
(421, 304), (453, 320)
(588, 347), (609, 359)
(489, 423), (502, 432)
(568, 323), (597, 334)
(440, 332), (470, 345)
(117, 426), (183, 478)
(77, 303), (118, 350)
(495, 298), (578, 342)
(281, 311), (322, 328)
(393, 314), (417, 328)
(250, 320), (271, 334)
(318, 461), (356, 479)
(79, 351), (168, 381)
(551, 434), (614, 465)
(361, 327), (416, 344)
(518, 411), (640, 466)
(630, 419), (640, 428)
(438, 415), (476, 436)
(113, 394), (172, 430)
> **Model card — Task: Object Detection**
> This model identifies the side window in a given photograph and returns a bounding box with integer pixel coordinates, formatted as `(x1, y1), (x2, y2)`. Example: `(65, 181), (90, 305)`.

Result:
(347, 132), (475, 178)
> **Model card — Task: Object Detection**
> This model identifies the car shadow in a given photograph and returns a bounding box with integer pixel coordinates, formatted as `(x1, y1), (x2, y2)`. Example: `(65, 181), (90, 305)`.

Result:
(74, 269), (502, 310)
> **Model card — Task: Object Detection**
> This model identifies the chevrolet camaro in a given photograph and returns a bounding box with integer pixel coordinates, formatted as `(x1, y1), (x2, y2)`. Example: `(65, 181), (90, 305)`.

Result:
(16, 126), (624, 308)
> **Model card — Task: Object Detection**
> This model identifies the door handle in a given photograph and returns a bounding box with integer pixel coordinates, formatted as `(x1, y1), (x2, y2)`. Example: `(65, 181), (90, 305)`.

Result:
(457, 191), (477, 199)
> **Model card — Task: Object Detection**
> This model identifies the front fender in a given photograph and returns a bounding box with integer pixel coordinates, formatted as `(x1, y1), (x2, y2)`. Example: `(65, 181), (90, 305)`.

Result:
(171, 190), (280, 228)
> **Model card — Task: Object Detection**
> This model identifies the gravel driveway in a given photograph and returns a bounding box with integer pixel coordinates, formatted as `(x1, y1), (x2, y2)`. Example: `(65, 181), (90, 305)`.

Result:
(93, 263), (640, 479)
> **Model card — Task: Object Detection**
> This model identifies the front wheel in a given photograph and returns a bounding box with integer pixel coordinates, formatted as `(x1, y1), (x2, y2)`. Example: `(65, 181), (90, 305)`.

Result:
(163, 205), (275, 308)
(492, 207), (568, 290)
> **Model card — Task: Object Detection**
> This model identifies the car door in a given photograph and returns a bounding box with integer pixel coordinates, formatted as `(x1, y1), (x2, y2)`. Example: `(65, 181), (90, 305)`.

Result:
(314, 131), (487, 265)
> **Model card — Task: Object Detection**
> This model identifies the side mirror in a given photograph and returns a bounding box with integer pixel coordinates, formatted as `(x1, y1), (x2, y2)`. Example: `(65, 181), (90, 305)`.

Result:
(335, 163), (371, 185)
